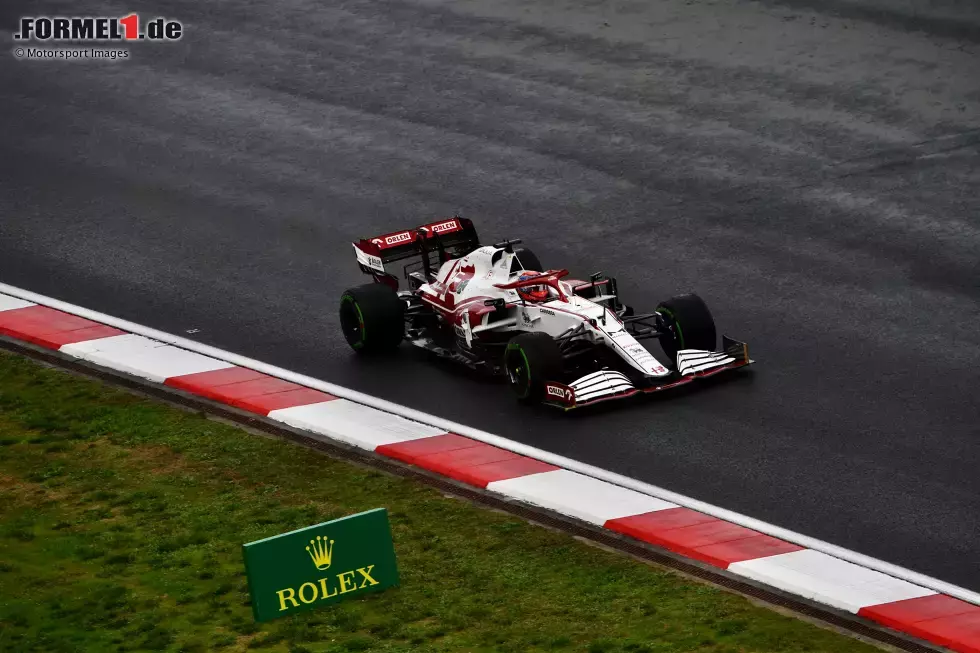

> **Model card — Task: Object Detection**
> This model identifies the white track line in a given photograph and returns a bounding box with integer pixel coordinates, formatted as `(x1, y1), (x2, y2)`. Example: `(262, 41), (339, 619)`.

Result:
(1, 281), (977, 607)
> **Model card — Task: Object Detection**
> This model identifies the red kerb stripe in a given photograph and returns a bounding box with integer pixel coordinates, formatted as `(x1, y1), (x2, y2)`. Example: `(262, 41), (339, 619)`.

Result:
(606, 508), (802, 568)
(0, 305), (126, 349)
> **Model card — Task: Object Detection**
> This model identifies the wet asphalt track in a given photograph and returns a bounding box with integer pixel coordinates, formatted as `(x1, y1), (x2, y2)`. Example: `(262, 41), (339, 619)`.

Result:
(2, 0), (980, 589)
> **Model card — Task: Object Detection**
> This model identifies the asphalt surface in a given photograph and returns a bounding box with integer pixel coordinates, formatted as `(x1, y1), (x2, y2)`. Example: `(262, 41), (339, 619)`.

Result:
(2, 0), (979, 590)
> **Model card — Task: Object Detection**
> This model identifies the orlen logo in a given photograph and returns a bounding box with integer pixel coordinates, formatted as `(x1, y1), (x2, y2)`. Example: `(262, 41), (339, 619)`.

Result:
(430, 220), (459, 234)
(545, 384), (574, 403)
(382, 232), (412, 246)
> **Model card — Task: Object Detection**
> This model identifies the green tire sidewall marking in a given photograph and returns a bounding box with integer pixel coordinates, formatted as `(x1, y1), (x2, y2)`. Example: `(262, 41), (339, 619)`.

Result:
(341, 295), (366, 349)
(658, 307), (684, 349)
(516, 348), (531, 399)
(506, 344), (531, 399)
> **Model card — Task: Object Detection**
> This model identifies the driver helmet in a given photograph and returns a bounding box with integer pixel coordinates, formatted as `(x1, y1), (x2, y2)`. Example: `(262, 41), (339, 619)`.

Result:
(517, 272), (550, 302)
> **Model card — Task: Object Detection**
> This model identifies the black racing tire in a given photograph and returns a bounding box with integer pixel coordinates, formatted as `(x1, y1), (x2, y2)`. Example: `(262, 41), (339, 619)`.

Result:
(511, 247), (543, 274)
(656, 293), (716, 364)
(503, 332), (563, 403)
(339, 283), (405, 354)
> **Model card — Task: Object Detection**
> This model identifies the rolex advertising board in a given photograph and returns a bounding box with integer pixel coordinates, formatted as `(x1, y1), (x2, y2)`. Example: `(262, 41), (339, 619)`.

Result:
(242, 508), (399, 622)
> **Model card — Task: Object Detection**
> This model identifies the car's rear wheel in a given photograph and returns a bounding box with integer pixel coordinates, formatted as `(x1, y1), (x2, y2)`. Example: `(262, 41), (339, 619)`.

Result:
(511, 247), (543, 274)
(339, 283), (405, 354)
(503, 332), (563, 403)
(656, 293), (716, 364)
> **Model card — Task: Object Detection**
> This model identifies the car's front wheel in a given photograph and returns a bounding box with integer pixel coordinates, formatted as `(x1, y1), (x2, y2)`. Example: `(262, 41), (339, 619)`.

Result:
(339, 283), (405, 354)
(503, 332), (563, 403)
(656, 293), (717, 365)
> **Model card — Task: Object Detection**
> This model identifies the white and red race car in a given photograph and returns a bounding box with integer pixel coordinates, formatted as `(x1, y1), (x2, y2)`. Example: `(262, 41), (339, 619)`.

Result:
(340, 217), (753, 409)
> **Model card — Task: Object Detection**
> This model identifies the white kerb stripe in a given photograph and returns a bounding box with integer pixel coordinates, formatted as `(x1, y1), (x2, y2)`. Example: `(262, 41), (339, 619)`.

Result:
(61, 334), (233, 383)
(268, 399), (447, 450)
(488, 469), (678, 525)
(728, 549), (936, 613)
(0, 293), (35, 312)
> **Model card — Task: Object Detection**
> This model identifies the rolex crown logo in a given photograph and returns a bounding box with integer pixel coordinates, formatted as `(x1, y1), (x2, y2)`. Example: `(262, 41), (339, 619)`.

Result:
(306, 535), (335, 571)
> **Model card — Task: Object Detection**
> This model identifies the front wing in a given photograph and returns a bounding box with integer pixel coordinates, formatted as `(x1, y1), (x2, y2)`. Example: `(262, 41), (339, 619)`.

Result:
(542, 336), (753, 410)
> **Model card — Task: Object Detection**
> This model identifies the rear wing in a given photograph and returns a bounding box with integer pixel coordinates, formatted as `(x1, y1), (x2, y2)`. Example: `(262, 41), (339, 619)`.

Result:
(352, 216), (480, 285)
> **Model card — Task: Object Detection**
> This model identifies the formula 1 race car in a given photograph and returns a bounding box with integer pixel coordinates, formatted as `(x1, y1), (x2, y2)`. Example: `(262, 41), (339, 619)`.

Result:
(339, 216), (754, 409)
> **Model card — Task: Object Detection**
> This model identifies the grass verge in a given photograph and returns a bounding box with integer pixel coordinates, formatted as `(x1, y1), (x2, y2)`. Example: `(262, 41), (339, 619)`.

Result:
(0, 350), (880, 653)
